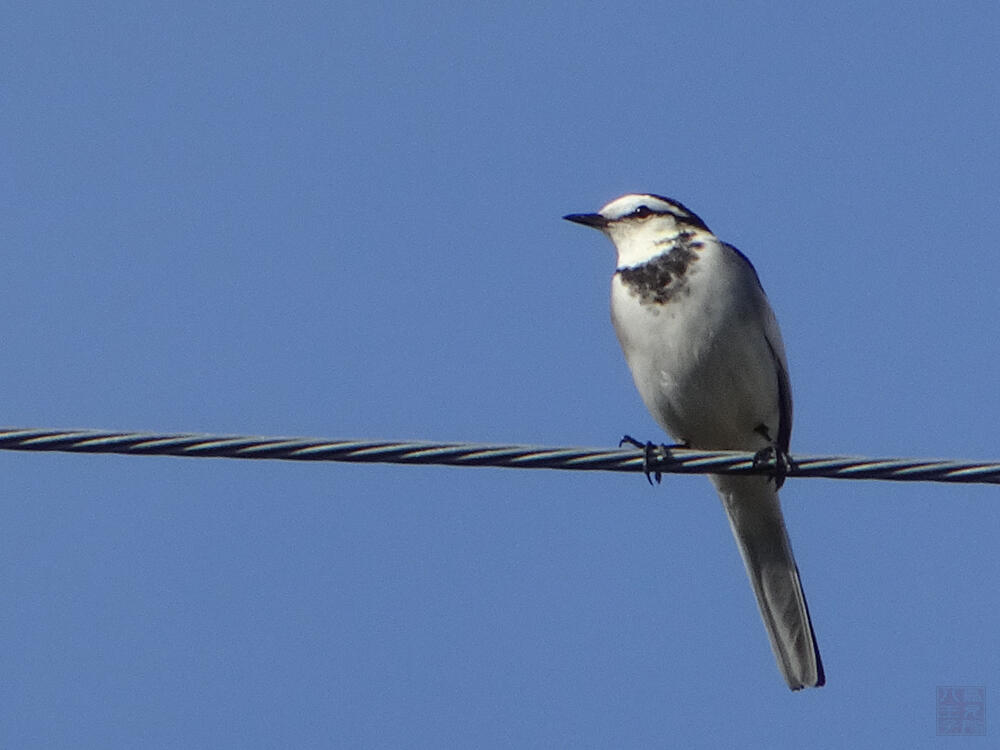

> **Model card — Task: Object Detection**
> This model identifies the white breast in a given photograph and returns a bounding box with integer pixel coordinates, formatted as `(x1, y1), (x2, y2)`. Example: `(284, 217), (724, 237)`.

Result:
(610, 240), (784, 451)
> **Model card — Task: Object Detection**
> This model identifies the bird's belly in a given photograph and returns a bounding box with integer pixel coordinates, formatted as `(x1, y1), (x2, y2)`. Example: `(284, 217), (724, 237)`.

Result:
(611, 283), (778, 451)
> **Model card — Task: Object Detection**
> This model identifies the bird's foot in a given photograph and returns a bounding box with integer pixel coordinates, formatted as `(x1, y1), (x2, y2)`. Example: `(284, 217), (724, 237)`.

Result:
(752, 423), (795, 488)
(619, 435), (689, 485)
(751, 444), (795, 488)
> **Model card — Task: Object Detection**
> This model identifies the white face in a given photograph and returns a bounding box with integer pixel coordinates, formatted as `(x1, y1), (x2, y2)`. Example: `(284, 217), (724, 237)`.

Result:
(598, 194), (704, 267)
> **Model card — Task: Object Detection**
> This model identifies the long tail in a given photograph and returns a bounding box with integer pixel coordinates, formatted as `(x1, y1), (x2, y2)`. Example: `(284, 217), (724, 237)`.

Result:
(710, 474), (824, 690)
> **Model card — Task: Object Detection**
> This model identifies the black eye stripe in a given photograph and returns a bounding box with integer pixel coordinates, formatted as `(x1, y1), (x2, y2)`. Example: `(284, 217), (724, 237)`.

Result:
(621, 205), (709, 231)
(606, 197), (710, 231)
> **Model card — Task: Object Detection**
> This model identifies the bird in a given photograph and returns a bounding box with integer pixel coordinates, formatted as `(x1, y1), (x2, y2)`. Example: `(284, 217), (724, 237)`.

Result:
(564, 193), (824, 690)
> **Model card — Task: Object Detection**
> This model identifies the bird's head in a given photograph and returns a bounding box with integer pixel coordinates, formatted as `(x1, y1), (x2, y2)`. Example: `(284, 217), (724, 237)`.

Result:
(564, 193), (710, 267)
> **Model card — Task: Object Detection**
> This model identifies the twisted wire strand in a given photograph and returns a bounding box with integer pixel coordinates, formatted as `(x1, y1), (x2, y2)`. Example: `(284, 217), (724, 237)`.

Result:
(1, 426), (999, 485)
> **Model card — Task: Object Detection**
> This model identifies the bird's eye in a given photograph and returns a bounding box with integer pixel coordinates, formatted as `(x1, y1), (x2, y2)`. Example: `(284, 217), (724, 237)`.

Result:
(630, 205), (653, 218)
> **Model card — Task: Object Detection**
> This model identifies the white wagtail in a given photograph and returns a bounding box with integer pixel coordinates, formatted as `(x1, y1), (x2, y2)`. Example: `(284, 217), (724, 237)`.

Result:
(565, 194), (824, 690)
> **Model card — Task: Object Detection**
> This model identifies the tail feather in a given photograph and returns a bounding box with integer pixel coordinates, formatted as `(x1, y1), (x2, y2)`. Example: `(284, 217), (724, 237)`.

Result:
(710, 474), (824, 690)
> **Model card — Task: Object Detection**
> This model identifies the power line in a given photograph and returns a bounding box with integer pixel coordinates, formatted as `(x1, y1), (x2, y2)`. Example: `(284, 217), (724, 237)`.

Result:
(0, 426), (997, 485)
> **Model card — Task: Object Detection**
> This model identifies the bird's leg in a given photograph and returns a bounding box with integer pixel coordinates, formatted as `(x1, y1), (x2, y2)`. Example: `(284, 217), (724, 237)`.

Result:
(752, 424), (795, 488)
(619, 435), (662, 485)
(619, 435), (690, 486)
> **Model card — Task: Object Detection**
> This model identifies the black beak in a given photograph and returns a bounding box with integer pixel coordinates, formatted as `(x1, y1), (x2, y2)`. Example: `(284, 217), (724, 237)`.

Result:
(563, 212), (608, 229)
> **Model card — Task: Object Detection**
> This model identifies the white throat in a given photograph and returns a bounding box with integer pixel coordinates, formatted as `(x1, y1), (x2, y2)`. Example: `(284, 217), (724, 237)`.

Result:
(607, 222), (711, 269)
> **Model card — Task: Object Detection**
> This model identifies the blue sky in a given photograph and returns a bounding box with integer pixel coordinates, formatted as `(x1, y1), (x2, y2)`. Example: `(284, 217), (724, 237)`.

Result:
(3, 1), (1000, 747)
